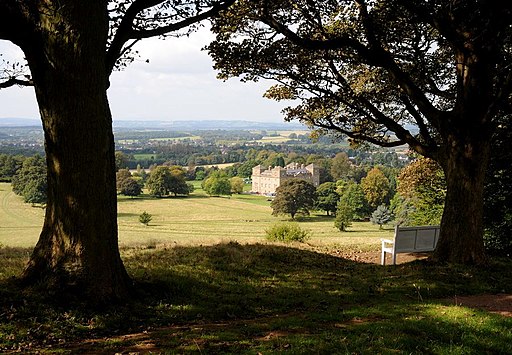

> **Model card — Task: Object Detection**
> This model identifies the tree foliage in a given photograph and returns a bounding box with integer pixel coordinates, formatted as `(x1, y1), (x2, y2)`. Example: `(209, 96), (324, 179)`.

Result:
(315, 182), (340, 216)
(330, 152), (352, 181)
(11, 155), (47, 205)
(334, 202), (354, 232)
(146, 165), (190, 197)
(0, 154), (24, 181)
(360, 167), (391, 210)
(119, 178), (142, 197)
(139, 211), (152, 226)
(339, 181), (369, 220)
(208, 0), (512, 263)
(271, 179), (317, 219)
(484, 119), (512, 255)
(230, 176), (245, 194)
(203, 174), (232, 196)
(396, 158), (445, 226)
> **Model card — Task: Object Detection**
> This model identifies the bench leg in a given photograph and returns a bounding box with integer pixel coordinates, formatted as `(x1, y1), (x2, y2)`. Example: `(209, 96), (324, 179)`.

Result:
(381, 250), (386, 265)
(392, 252), (397, 265)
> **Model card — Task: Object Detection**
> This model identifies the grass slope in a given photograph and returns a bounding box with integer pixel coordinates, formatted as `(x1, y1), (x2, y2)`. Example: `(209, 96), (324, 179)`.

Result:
(0, 243), (511, 353)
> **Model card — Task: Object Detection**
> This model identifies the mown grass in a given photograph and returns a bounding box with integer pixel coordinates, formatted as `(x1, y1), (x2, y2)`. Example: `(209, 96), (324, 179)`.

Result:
(1, 182), (393, 250)
(0, 243), (511, 353)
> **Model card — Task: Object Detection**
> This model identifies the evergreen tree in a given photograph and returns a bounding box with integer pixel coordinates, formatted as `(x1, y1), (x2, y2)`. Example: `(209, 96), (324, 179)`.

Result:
(371, 205), (393, 229)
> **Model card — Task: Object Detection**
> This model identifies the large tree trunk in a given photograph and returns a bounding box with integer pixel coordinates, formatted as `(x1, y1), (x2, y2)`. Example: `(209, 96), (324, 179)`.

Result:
(20, 1), (131, 303)
(433, 135), (490, 265)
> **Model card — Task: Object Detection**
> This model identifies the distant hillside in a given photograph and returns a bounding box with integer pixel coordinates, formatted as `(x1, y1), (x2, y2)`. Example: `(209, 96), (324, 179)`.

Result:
(113, 119), (304, 131)
(0, 117), (304, 131)
(0, 118), (41, 127)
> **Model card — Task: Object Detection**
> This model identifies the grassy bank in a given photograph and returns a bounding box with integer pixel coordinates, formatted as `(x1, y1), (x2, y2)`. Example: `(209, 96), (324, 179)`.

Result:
(0, 243), (511, 353)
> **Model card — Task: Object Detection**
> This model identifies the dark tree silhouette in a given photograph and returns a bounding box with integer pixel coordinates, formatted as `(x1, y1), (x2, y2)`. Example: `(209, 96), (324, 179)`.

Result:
(0, 0), (235, 303)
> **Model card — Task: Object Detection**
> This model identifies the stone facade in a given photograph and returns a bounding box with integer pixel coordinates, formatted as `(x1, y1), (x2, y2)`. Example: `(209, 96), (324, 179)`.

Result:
(251, 163), (320, 194)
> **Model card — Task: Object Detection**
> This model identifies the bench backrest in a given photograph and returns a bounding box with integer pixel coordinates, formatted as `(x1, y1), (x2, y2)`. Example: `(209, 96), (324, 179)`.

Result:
(394, 225), (440, 252)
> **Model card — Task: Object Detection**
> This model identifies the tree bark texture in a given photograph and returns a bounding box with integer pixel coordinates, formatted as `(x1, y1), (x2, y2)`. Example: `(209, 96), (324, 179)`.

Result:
(433, 129), (491, 265)
(19, 1), (131, 302)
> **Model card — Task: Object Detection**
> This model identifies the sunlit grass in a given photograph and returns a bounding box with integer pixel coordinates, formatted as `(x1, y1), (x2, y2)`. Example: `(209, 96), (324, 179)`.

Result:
(0, 182), (393, 250)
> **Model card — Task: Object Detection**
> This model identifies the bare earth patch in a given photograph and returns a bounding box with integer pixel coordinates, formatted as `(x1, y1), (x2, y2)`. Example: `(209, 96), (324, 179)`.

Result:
(444, 294), (512, 317)
(329, 249), (429, 265)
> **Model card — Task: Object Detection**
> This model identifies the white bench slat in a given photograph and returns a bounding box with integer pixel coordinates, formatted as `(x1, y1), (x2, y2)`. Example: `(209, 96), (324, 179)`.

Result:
(381, 225), (440, 265)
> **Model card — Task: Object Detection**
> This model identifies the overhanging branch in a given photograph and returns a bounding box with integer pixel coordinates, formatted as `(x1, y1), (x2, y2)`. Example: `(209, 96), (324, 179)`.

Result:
(0, 76), (33, 89)
(106, 0), (235, 75)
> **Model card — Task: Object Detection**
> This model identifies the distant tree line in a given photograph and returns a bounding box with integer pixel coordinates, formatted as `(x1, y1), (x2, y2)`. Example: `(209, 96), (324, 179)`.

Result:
(114, 142), (407, 172)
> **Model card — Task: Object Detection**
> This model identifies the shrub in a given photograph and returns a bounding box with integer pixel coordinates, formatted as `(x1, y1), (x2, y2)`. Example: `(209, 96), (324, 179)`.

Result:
(265, 222), (310, 243)
(139, 211), (152, 226)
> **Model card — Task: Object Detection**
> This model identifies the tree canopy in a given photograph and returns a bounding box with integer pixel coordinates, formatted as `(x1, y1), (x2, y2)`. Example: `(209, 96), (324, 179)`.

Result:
(271, 179), (317, 219)
(209, 0), (512, 264)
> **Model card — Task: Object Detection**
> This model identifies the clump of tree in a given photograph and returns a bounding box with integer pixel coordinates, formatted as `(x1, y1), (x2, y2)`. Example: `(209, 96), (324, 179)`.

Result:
(11, 155), (47, 205)
(116, 169), (142, 197)
(202, 173), (232, 196)
(146, 166), (192, 197)
(271, 179), (317, 219)
(315, 182), (340, 216)
(361, 167), (392, 210)
(395, 158), (446, 226)
(229, 176), (245, 194)
(338, 181), (370, 221)
(334, 202), (354, 232)
(0, 154), (24, 182)
(265, 222), (310, 243)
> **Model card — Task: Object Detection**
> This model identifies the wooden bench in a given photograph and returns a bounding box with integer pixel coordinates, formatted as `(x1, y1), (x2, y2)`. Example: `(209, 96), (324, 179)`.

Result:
(381, 225), (440, 265)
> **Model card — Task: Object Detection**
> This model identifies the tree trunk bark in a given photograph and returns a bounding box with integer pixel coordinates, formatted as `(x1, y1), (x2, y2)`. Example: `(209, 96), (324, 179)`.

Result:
(19, 1), (131, 303)
(432, 134), (490, 264)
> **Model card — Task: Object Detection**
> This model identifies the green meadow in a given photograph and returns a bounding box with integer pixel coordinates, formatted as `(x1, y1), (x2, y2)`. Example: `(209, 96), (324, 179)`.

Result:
(0, 182), (393, 250)
(1, 182), (512, 353)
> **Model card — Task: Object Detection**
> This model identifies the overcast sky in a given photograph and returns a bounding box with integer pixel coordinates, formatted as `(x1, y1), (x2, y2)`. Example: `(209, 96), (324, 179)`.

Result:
(0, 28), (290, 123)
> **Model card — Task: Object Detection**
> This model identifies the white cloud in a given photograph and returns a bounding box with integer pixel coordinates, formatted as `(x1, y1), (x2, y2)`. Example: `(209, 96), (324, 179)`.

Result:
(1, 28), (291, 123)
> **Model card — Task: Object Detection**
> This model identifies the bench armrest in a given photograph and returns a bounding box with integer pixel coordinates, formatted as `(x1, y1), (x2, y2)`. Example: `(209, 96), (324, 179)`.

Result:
(381, 238), (394, 245)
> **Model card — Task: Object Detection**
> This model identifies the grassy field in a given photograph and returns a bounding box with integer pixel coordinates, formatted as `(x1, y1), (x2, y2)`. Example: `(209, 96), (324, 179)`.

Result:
(0, 182), (393, 250)
(2, 182), (512, 353)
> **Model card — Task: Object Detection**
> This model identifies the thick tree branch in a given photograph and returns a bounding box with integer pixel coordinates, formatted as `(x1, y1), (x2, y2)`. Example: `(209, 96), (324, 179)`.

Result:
(354, 0), (444, 131)
(0, 0), (31, 45)
(311, 118), (407, 148)
(0, 77), (34, 89)
(258, 0), (444, 133)
(106, 0), (235, 75)
(131, 1), (235, 39)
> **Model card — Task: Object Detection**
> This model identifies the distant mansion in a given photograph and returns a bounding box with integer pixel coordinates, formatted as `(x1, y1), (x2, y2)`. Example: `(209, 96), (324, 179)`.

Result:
(251, 163), (320, 194)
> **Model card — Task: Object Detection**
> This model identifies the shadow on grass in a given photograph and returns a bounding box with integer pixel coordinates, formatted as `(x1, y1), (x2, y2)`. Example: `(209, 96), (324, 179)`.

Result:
(1, 243), (512, 353)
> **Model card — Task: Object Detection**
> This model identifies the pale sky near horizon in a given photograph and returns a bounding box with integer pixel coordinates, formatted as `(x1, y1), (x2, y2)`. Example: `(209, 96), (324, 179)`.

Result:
(0, 27), (290, 123)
